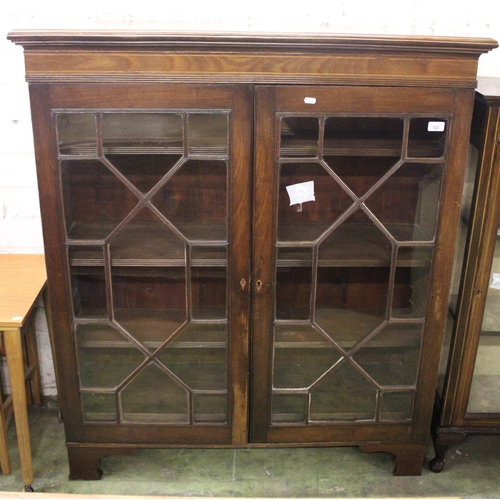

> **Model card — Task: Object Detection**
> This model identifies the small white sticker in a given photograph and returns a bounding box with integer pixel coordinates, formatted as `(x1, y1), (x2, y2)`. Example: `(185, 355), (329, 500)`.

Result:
(12, 316), (23, 321)
(428, 121), (446, 132)
(304, 97), (317, 104)
(286, 181), (315, 206)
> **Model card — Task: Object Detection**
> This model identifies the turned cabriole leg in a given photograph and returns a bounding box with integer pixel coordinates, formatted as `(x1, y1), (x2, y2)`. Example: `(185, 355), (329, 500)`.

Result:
(429, 429), (467, 473)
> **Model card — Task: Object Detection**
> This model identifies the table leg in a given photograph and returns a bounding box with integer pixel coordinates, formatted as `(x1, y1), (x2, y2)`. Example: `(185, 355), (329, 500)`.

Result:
(0, 400), (11, 475)
(24, 314), (43, 406)
(4, 328), (33, 489)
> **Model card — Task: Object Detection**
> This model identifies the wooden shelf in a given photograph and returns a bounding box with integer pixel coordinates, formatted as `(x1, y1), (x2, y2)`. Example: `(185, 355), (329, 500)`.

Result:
(59, 142), (227, 157)
(59, 142), (184, 156)
(67, 222), (431, 269)
(75, 309), (420, 351)
(280, 138), (444, 158)
(81, 412), (228, 424)
(278, 223), (431, 267)
(275, 310), (422, 349)
(68, 222), (227, 267)
(77, 311), (226, 349)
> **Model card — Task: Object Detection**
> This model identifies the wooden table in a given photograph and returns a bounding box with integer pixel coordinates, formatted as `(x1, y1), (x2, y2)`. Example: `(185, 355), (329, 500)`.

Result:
(0, 254), (46, 491)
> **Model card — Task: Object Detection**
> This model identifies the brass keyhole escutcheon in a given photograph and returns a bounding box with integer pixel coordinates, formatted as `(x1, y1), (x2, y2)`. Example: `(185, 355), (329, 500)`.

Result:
(255, 279), (263, 292)
(240, 278), (247, 291)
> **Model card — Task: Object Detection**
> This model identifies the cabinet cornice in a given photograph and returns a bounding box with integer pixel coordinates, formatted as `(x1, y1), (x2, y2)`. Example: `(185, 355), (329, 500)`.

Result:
(7, 30), (498, 87)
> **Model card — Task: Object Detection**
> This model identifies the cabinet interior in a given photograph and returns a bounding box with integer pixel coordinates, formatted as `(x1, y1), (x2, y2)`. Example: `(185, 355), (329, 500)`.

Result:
(58, 108), (447, 424)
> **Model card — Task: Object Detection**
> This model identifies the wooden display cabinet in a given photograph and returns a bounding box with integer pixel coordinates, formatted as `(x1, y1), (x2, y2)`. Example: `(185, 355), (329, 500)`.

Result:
(8, 30), (497, 479)
(430, 77), (500, 472)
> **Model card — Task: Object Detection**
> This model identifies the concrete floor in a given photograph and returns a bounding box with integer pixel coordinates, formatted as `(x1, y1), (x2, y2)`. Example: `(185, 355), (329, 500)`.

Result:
(1, 400), (500, 498)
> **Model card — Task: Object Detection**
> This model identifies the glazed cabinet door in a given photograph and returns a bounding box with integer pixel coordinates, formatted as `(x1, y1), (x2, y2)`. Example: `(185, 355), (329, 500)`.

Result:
(32, 83), (252, 446)
(251, 85), (473, 446)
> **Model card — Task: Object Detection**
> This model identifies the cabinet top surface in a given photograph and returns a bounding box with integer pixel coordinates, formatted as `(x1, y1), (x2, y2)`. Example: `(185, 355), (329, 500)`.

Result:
(0, 254), (46, 328)
(7, 30), (498, 53)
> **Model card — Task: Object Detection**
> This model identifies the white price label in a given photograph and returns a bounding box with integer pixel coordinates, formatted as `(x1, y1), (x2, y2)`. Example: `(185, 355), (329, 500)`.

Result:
(304, 97), (317, 104)
(286, 181), (315, 206)
(427, 121), (446, 132)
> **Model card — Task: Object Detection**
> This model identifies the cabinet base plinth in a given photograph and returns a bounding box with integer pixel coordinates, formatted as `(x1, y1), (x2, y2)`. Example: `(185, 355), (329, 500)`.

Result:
(66, 442), (427, 479)
(360, 443), (426, 476)
(67, 446), (137, 480)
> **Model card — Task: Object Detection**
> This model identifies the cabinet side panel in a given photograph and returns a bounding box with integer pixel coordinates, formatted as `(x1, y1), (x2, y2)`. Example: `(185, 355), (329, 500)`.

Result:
(28, 83), (83, 441)
(448, 105), (500, 427)
(412, 88), (476, 442)
(439, 98), (491, 427)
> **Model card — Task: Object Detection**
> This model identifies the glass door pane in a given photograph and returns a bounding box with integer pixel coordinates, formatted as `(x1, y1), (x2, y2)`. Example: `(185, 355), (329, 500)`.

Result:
(58, 110), (231, 425)
(436, 144), (478, 397)
(272, 113), (445, 424)
(468, 231), (500, 413)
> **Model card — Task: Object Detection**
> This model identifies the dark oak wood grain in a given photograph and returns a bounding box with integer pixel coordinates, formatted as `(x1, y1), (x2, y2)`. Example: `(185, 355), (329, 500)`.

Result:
(10, 30), (497, 479)
(8, 31), (497, 86)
